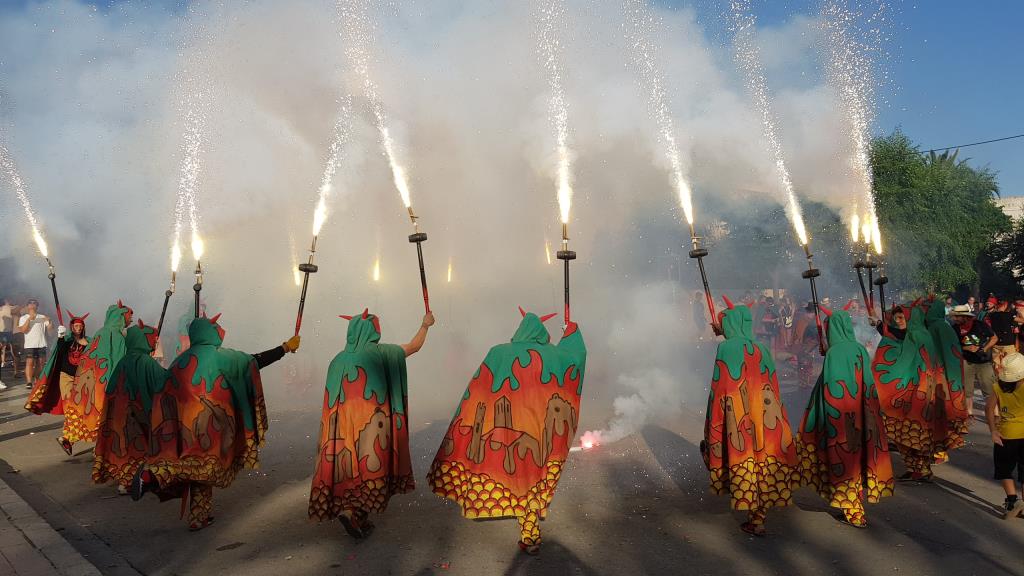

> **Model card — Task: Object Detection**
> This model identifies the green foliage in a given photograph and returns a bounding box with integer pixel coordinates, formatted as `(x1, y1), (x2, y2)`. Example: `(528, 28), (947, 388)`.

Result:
(872, 131), (1012, 294)
(987, 217), (1024, 298)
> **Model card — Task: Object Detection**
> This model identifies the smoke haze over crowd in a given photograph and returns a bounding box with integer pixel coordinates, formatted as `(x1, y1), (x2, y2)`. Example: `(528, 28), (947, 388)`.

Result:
(1, 0), (882, 433)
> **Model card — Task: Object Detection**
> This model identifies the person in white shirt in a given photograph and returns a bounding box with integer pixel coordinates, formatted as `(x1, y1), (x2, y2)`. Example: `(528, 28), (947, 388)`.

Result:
(0, 298), (15, 390)
(18, 299), (52, 388)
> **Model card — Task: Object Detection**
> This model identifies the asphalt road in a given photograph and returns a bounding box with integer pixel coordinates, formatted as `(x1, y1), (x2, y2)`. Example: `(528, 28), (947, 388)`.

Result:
(1, 367), (1023, 576)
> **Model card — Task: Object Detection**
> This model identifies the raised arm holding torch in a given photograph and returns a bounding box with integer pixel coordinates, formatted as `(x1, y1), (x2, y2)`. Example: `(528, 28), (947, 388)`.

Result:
(157, 245), (181, 336)
(293, 234), (319, 337)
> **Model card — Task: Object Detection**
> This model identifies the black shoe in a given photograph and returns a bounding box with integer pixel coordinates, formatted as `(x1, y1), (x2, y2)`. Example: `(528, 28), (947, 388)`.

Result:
(338, 513), (364, 539)
(130, 464), (154, 501)
(1003, 497), (1021, 520)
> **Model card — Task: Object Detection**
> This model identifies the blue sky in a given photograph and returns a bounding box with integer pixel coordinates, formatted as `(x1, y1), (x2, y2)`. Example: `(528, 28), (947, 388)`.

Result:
(679, 0), (1024, 197)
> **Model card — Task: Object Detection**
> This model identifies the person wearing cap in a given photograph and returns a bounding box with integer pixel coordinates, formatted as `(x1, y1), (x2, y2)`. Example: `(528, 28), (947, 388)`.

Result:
(950, 304), (998, 416)
(979, 296), (998, 323)
(17, 299), (52, 389)
(985, 352), (1024, 519)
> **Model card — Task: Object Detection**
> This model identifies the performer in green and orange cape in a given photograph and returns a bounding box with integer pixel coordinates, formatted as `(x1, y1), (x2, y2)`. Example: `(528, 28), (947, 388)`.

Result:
(25, 312), (90, 417)
(93, 320), (168, 490)
(798, 304), (894, 528)
(57, 301), (133, 455)
(308, 309), (434, 539)
(427, 309), (586, 556)
(130, 313), (300, 531)
(702, 297), (799, 536)
(872, 299), (968, 481)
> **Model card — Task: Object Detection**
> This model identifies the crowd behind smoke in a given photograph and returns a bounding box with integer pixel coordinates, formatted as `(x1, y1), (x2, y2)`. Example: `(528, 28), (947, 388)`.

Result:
(1, 1), (873, 437)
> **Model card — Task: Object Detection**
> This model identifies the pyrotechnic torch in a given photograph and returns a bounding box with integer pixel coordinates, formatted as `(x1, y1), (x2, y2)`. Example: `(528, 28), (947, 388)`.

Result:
(293, 202), (325, 337)
(801, 242), (826, 356)
(687, 220), (718, 332)
(156, 245), (180, 336)
(556, 222), (576, 325)
(192, 234), (204, 318)
(32, 230), (64, 326)
(851, 216), (870, 311)
(406, 206), (431, 314)
(871, 226), (887, 319)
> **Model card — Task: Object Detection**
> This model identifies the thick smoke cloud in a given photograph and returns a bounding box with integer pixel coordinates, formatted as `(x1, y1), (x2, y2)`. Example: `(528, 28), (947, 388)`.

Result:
(1, 0), (861, 434)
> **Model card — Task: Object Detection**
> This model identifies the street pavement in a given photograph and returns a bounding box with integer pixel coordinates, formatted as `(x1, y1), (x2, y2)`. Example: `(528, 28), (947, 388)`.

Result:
(1, 366), (1023, 576)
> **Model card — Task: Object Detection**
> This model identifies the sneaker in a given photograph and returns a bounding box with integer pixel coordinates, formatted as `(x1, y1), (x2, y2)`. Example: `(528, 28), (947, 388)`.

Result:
(1003, 497), (1021, 520)
(0, 380), (7, 390)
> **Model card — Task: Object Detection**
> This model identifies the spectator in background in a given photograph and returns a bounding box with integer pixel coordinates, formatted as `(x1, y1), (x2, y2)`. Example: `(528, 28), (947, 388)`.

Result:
(17, 299), (52, 388)
(944, 296), (955, 317)
(951, 304), (998, 417)
(988, 301), (1018, 370)
(760, 296), (780, 351)
(967, 296), (978, 314)
(985, 352), (1024, 519)
(780, 296), (795, 348)
(693, 291), (707, 335)
(1015, 301), (1024, 351)
(0, 298), (16, 390)
(979, 297), (998, 323)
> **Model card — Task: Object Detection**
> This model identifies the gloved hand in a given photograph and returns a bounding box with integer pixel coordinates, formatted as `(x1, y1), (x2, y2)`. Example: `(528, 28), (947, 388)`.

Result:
(57, 325), (67, 337)
(283, 335), (301, 353)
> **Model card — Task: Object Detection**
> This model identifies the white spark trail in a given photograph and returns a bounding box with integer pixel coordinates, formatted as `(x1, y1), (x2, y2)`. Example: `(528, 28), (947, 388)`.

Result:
(339, 0), (413, 210)
(822, 0), (887, 247)
(730, 0), (809, 245)
(536, 0), (574, 225)
(313, 96), (354, 235)
(0, 143), (49, 257)
(622, 0), (694, 226)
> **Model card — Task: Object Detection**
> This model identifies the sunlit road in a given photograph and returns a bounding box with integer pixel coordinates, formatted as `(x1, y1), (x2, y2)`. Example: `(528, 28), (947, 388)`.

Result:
(1, 371), (1022, 576)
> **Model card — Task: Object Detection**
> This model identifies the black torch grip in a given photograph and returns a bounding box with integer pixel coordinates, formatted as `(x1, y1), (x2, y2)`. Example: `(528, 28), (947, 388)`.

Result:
(409, 233), (430, 314)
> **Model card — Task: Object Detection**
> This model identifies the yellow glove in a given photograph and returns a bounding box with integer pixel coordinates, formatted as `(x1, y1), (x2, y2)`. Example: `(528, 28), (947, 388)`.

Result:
(283, 335), (301, 353)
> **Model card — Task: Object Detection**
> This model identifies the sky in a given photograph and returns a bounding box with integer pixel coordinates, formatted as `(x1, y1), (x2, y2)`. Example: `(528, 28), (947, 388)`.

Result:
(678, 0), (1024, 196)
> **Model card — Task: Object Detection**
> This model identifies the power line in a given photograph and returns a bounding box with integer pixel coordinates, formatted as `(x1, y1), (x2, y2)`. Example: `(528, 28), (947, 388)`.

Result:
(923, 133), (1024, 154)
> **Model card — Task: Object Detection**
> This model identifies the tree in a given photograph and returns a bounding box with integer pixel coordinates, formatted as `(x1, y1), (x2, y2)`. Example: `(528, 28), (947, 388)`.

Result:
(872, 131), (1012, 296)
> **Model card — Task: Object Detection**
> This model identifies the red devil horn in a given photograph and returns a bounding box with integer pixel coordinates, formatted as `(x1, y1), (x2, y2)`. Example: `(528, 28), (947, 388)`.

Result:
(362, 308), (369, 319)
(210, 313), (222, 324)
(911, 297), (923, 308)
(137, 319), (144, 328)
(82, 313), (90, 321)
(820, 305), (833, 318)
(722, 295), (735, 310)
(844, 300), (855, 312)
(339, 315), (353, 321)
(519, 306), (527, 318)
(117, 298), (124, 308)
(539, 313), (558, 323)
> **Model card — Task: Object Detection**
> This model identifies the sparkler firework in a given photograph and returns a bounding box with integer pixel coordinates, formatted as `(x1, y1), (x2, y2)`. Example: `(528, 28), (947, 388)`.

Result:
(730, 0), (809, 248)
(624, 0), (718, 329)
(1, 143), (64, 324)
(339, 0), (431, 313)
(537, 0), (577, 325)
(293, 101), (355, 337)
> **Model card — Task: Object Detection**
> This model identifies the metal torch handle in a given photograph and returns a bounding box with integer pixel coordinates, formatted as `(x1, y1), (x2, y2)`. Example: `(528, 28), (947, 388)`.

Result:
(48, 272), (64, 326)
(809, 276), (826, 356)
(415, 241), (431, 314)
(295, 272), (311, 337)
(855, 266), (870, 311)
(156, 290), (172, 337)
(867, 268), (876, 316)
(696, 256), (718, 330)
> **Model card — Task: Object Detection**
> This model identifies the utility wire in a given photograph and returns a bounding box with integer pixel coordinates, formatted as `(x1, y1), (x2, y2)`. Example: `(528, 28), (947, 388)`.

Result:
(923, 133), (1024, 154)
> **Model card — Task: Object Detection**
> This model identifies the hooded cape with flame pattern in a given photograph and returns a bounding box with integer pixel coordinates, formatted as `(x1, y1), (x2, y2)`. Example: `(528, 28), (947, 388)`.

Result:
(145, 316), (268, 492)
(93, 322), (168, 485)
(427, 311), (586, 522)
(703, 303), (799, 512)
(308, 311), (412, 519)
